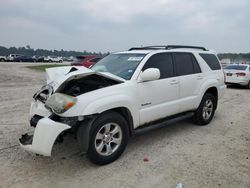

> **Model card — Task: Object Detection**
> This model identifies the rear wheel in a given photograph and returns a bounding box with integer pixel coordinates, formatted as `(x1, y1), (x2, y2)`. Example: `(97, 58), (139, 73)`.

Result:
(246, 81), (250, 89)
(87, 111), (129, 165)
(193, 93), (216, 125)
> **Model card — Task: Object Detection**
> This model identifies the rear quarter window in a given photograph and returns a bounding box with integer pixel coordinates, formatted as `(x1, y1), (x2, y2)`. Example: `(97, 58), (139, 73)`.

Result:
(199, 53), (221, 70)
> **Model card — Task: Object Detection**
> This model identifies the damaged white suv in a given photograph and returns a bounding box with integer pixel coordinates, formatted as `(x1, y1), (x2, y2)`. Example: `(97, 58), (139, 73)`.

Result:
(20, 45), (226, 165)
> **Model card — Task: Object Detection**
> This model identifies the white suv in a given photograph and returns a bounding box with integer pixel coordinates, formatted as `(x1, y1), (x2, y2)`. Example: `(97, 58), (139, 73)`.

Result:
(20, 45), (226, 165)
(44, 56), (63, 63)
(6, 54), (22, 61)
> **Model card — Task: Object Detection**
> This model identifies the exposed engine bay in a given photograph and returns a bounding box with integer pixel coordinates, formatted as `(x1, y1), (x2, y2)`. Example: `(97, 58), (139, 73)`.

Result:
(33, 72), (123, 104)
(56, 74), (122, 97)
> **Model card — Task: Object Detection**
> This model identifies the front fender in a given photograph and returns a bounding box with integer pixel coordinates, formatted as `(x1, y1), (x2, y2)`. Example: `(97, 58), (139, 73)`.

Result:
(83, 95), (139, 128)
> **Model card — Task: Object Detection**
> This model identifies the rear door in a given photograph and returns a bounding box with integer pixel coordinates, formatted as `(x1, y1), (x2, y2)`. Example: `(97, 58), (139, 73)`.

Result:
(173, 52), (203, 112)
(137, 53), (180, 125)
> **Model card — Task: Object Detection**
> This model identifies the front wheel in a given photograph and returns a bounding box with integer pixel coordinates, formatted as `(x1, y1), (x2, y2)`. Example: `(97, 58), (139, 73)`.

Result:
(87, 111), (129, 165)
(193, 93), (216, 125)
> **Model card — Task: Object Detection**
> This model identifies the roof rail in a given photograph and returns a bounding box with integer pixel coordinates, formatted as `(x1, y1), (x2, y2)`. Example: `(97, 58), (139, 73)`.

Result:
(129, 45), (207, 51)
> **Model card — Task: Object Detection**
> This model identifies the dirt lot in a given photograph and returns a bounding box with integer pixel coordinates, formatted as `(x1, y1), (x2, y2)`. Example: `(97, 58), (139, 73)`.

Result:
(0, 63), (249, 188)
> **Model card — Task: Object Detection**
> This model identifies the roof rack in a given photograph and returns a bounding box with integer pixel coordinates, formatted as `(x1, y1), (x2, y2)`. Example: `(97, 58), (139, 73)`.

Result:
(129, 45), (207, 51)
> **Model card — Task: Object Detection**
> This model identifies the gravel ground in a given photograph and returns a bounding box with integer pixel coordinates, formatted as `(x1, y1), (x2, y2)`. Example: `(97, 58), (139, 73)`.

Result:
(0, 63), (249, 188)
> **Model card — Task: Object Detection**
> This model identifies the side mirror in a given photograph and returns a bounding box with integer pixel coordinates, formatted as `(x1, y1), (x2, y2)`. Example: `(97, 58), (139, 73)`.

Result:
(140, 68), (160, 82)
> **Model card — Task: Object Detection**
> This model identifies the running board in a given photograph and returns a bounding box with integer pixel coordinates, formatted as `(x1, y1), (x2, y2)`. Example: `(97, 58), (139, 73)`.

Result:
(133, 112), (194, 136)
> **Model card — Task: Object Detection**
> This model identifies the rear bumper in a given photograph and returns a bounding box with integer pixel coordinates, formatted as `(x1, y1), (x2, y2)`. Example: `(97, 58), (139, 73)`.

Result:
(225, 77), (249, 86)
(19, 118), (70, 156)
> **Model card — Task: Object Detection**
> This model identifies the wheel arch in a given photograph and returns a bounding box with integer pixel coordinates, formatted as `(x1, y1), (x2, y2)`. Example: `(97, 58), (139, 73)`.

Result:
(203, 86), (218, 109)
(77, 106), (134, 154)
(102, 107), (134, 137)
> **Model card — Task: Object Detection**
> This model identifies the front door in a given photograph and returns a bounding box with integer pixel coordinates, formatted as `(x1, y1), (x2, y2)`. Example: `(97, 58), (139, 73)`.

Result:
(137, 53), (180, 125)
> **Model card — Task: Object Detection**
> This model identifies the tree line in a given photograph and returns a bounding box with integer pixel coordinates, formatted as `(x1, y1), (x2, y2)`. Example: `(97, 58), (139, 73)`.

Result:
(0, 45), (104, 57)
(217, 53), (250, 62)
(0, 45), (249, 61)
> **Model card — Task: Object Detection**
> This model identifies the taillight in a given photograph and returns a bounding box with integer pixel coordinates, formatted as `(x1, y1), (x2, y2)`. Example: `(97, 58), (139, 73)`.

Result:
(236, 72), (246, 77)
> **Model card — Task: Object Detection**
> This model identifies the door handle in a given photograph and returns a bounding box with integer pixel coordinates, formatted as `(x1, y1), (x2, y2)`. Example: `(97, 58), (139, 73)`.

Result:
(170, 80), (179, 85)
(197, 75), (203, 80)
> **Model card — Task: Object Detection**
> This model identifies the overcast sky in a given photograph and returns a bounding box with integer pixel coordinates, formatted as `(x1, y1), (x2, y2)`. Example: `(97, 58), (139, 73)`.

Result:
(0, 0), (249, 53)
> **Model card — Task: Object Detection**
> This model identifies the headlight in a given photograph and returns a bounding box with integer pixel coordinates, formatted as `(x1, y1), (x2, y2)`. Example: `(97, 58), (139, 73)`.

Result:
(45, 93), (77, 114)
(33, 84), (53, 103)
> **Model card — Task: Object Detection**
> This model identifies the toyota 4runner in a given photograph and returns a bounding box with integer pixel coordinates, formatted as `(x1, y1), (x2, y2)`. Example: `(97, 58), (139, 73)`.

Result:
(20, 45), (226, 165)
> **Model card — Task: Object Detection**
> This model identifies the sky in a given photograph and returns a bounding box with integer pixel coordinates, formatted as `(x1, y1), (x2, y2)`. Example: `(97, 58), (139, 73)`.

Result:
(0, 0), (249, 53)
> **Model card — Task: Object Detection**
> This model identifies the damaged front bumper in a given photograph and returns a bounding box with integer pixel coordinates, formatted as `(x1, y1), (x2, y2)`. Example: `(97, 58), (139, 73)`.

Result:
(19, 117), (71, 156)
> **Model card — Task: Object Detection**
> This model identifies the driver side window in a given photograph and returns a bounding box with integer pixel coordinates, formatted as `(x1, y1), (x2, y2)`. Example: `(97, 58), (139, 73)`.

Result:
(142, 53), (174, 79)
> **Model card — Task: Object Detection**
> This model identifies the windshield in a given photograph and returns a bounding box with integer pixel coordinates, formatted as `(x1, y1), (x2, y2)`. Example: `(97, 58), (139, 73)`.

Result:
(225, 65), (247, 70)
(91, 53), (146, 80)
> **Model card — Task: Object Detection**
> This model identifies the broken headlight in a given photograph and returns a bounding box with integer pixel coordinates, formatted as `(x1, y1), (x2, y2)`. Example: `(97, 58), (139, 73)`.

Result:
(33, 84), (54, 103)
(45, 93), (77, 114)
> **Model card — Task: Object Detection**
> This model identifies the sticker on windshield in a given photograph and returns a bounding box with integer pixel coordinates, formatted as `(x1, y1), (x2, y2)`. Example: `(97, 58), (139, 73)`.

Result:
(128, 57), (143, 61)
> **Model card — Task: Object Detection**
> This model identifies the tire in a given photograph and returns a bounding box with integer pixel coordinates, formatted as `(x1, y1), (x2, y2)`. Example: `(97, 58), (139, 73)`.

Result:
(193, 93), (216, 126)
(49, 60), (52, 63)
(87, 111), (129, 165)
(246, 81), (250, 89)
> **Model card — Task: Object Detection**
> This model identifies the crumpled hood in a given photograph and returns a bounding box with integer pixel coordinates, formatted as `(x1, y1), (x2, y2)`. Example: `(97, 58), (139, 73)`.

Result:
(45, 66), (125, 89)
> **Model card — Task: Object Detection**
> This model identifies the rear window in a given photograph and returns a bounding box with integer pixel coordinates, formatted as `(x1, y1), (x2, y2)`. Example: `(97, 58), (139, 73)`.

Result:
(224, 65), (247, 70)
(199, 53), (221, 70)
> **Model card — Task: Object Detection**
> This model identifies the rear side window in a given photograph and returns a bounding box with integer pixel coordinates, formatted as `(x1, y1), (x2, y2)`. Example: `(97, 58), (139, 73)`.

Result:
(142, 53), (174, 79)
(199, 53), (221, 70)
(174, 53), (201, 76)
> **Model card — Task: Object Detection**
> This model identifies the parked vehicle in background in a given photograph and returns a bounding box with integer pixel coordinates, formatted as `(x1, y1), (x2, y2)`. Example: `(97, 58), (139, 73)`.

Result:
(224, 64), (250, 88)
(6, 54), (22, 61)
(32, 55), (44, 62)
(0, 56), (6, 62)
(62, 56), (74, 62)
(20, 45), (226, 165)
(44, 56), (63, 63)
(71, 55), (102, 68)
(13, 55), (34, 62)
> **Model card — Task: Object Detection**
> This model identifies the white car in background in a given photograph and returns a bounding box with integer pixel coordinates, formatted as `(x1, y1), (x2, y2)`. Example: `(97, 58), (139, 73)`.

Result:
(224, 64), (250, 88)
(44, 56), (63, 63)
(0, 56), (6, 62)
(6, 54), (22, 61)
